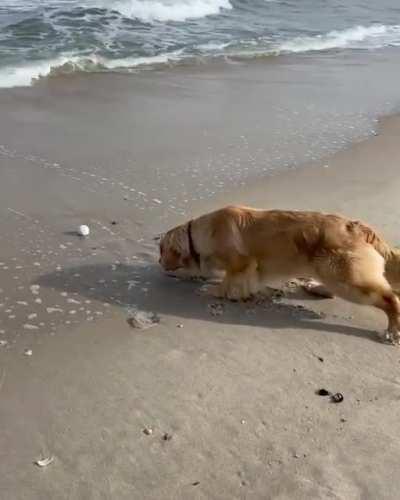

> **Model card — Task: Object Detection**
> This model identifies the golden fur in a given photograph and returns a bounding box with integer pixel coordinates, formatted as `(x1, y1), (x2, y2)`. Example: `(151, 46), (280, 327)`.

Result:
(159, 206), (400, 343)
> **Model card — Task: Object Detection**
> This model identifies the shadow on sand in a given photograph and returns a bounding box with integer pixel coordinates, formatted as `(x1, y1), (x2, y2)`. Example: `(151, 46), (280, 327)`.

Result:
(37, 262), (380, 343)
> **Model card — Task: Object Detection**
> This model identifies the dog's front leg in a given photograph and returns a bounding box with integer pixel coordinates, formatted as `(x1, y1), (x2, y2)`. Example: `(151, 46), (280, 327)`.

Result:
(206, 261), (259, 301)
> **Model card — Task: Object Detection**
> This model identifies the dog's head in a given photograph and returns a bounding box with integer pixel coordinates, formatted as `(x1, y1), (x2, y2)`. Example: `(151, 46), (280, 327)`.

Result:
(159, 223), (192, 271)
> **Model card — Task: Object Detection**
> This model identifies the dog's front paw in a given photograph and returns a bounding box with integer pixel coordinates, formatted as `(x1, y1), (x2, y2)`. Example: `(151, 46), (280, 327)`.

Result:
(225, 285), (250, 302)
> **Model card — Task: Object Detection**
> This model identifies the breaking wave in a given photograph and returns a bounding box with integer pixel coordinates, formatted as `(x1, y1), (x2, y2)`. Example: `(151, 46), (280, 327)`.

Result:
(105, 0), (233, 22)
(277, 24), (400, 54)
(1, 23), (400, 88)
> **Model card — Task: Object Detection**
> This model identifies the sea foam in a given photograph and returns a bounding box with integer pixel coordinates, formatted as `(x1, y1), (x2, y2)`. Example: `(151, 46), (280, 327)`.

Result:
(100, 0), (232, 22)
(1, 22), (400, 88)
(277, 24), (400, 54)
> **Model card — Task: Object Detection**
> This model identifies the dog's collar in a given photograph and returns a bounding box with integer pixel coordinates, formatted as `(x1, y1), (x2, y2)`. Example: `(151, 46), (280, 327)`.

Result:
(187, 220), (200, 266)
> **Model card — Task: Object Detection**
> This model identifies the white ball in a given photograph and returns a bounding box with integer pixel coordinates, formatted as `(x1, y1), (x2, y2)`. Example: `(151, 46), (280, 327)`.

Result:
(78, 224), (90, 237)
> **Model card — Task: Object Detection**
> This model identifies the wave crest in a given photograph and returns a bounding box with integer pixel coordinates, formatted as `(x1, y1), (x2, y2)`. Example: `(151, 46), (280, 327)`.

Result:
(105, 0), (232, 22)
(278, 24), (400, 54)
(0, 51), (183, 88)
(1, 23), (400, 88)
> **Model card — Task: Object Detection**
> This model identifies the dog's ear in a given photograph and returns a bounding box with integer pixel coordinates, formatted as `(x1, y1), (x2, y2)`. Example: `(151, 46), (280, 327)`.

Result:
(159, 225), (193, 271)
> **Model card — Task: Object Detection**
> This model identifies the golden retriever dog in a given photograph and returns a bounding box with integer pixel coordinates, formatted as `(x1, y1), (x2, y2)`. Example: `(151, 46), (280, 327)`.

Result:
(159, 206), (400, 344)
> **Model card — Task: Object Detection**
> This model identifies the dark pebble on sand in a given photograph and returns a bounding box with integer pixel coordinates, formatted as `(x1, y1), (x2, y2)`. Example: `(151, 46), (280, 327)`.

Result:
(331, 393), (344, 403)
(318, 356), (324, 362)
(162, 433), (172, 441)
(111, 221), (118, 225)
(192, 482), (200, 486)
(316, 389), (331, 396)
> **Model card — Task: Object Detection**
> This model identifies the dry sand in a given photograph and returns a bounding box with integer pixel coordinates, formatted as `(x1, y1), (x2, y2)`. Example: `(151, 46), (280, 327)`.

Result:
(1, 71), (400, 499)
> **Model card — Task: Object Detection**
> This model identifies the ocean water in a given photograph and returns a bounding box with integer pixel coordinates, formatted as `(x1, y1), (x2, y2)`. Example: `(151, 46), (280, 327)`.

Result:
(1, 0), (400, 87)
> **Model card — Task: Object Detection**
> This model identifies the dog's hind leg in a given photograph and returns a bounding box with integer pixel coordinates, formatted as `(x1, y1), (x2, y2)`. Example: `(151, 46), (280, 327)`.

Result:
(301, 279), (334, 298)
(314, 246), (400, 344)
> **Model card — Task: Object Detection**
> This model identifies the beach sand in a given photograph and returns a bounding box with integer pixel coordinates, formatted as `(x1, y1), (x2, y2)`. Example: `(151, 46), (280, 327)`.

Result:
(1, 64), (400, 499)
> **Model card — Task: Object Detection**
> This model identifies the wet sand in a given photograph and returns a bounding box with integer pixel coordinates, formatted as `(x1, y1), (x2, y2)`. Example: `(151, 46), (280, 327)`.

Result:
(2, 63), (400, 499)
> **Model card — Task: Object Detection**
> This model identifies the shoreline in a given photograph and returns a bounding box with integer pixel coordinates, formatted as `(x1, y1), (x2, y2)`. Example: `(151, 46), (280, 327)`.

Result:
(2, 61), (400, 499)
(1, 48), (400, 223)
(190, 111), (400, 228)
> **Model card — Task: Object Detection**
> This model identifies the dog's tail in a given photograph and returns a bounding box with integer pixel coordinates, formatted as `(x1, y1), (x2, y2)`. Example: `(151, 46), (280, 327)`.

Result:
(385, 247), (400, 287)
(348, 220), (400, 285)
